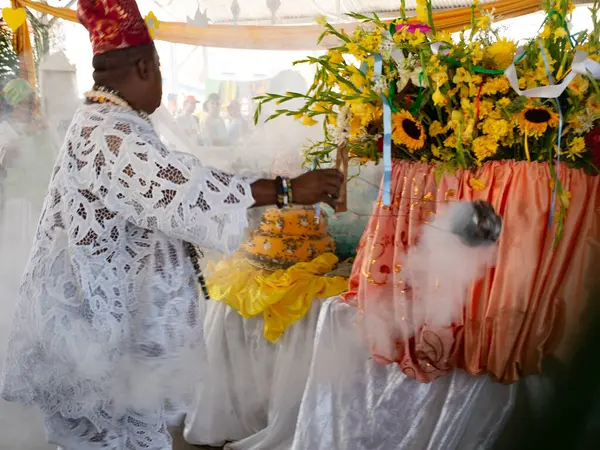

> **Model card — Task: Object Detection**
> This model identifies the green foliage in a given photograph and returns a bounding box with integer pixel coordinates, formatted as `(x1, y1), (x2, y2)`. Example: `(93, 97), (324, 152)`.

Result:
(0, 21), (19, 88)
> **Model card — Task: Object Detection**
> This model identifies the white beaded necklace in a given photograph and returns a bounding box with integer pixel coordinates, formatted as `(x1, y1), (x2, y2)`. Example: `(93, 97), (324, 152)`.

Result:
(83, 85), (151, 124)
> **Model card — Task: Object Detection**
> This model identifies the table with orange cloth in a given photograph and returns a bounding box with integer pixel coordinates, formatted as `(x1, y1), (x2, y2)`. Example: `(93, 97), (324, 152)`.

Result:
(346, 159), (600, 383)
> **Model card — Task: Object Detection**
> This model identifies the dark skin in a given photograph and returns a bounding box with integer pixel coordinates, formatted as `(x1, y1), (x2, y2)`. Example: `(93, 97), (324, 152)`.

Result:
(92, 44), (344, 208)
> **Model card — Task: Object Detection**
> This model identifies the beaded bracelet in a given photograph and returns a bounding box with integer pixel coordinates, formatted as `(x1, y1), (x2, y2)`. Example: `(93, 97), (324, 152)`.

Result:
(287, 178), (293, 205)
(282, 177), (289, 207)
(275, 176), (285, 208)
(275, 176), (293, 209)
(185, 242), (210, 300)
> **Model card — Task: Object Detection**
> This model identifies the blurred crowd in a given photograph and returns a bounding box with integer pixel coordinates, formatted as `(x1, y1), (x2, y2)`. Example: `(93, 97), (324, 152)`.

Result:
(170, 92), (251, 146)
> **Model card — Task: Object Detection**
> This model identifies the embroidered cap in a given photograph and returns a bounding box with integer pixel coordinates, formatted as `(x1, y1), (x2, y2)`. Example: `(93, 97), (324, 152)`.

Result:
(77, 0), (153, 55)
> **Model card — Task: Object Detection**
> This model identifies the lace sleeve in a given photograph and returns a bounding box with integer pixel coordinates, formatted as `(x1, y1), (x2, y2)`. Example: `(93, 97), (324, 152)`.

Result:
(83, 115), (255, 253)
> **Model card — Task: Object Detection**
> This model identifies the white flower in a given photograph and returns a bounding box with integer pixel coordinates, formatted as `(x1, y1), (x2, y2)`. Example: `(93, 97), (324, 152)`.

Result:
(572, 110), (596, 134)
(331, 106), (351, 145)
(371, 75), (389, 95)
(397, 57), (427, 91)
(378, 39), (396, 57)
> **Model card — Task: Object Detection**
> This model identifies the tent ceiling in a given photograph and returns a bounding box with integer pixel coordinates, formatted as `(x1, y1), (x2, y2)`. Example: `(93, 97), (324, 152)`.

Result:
(147, 0), (493, 24)
(44, 0), (495, 25)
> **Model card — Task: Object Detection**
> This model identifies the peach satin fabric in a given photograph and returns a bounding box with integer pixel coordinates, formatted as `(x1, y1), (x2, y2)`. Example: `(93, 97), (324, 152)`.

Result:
(346, 160), (600, 383)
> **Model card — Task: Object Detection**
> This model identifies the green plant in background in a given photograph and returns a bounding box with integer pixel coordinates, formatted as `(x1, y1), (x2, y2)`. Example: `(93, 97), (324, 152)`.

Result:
(0, 20), (19, 88)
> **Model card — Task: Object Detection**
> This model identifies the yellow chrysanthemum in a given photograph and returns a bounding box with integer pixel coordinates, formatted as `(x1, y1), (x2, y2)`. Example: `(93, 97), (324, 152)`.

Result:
(568, 75), (589, 96)
(566, 137), (586, 160)
(349, 102), (382, 127)
(482, 118), (510, 138)
(484, 38), (517, 70)
(392, 110), (426, 152)
(481, 77), (510, 95)
(406, 29), (427, 46)
(434, 30), (452, 43)
(469, 178), (486, 191)
(444, 134), (458, 148)
(429, 121), (445, 137)
(478, 100), (495, 119)
(518, 105), (560, 137)
(497, 97), (511, 108)
(360, 32), (382, 53)
(476, 15), (491, 30)
(472, 135), (498, 161)
(587, 95), (600, 115)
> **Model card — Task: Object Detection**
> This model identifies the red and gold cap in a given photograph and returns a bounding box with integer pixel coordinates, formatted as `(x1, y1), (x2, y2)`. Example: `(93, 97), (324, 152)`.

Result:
(77, 0), (153, 55)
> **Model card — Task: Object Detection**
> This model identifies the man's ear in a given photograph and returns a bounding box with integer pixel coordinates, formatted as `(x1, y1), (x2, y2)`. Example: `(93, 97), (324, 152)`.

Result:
(135, 57), (151, 81)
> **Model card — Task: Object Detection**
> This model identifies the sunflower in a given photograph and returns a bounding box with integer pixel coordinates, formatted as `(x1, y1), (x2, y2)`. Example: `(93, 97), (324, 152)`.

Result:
(392, 111), (425, 151)
(517, 105), (559, 137)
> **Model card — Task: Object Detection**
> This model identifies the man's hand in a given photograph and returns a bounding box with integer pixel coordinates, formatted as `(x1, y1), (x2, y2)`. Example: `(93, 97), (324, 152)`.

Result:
(291, 169), (344, 208)
(250, 169), (344, 209)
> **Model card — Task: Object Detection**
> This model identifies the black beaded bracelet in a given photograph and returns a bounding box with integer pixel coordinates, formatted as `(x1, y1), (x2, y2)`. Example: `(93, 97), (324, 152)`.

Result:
(287, 178), (293, 205)
(185, 242), (210, 300)
(275, 176), (286, 209)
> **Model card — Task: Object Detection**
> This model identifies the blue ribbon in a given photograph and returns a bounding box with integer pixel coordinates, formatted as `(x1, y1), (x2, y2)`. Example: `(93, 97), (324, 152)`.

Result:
(312, 158), (321, 223)
(537, 39), (562, 228)
(359, 56), (391, 205)
(373, 54), (392, 206)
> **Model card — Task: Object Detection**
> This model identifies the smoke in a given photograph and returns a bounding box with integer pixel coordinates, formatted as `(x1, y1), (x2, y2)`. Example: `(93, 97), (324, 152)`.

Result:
(0, 43), (499, 449)
(359, 203), (498, 363)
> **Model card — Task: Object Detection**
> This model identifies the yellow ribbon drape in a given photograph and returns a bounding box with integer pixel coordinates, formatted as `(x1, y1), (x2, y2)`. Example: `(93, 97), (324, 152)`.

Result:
(10, 0), (36, 95)
(207, 253), (348, 342)
(15, 0), (541, 50)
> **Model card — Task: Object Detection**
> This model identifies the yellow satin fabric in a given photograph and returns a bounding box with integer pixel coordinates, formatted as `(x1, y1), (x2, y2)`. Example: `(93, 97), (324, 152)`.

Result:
(207, 253), (348, 343)
(15, 0), (540, 50)
(348, 160), (600, 383)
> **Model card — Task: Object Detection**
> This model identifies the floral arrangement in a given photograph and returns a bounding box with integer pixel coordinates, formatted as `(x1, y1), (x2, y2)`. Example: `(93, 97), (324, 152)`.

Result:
(254, 0), (600, 233)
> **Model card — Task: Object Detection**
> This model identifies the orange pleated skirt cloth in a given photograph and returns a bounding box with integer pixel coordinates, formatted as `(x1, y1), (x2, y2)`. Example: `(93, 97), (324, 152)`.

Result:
(346, 160), (600, 383)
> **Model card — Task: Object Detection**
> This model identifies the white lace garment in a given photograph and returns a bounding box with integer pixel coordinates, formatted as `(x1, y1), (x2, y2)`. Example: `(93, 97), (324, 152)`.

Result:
(0, 103), (255, 434)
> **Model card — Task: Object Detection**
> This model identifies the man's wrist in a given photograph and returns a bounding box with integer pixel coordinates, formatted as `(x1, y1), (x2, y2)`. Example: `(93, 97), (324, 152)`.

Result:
(250, 179), (277, 208)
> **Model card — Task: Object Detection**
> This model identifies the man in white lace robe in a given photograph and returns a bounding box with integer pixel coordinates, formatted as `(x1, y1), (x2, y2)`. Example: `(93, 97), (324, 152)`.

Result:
(0, 1), (343, 449)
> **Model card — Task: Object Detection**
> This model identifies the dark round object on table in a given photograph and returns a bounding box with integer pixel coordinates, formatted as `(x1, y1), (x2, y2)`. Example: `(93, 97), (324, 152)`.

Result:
(451, 200), (502, 247)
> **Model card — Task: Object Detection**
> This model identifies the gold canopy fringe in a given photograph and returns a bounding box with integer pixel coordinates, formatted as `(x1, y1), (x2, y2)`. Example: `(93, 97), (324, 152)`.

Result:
(13, 0), (540, 51)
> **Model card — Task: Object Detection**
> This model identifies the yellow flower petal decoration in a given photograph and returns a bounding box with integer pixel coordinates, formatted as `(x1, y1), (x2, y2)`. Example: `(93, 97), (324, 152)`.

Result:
(469, 178), (485, 191)
(392, 110), (426, 152)
(2, 7), (26, 32)
(145, 11), (160, 38)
